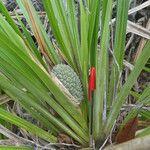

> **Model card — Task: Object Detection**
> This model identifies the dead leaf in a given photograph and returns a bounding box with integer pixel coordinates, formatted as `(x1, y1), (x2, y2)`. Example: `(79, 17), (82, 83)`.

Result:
(58, 133), (73, 144)
(115, 117), (138, 144)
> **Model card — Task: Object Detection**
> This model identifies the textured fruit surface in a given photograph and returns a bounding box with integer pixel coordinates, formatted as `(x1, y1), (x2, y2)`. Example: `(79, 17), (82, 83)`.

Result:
(52, 64), (83, 102)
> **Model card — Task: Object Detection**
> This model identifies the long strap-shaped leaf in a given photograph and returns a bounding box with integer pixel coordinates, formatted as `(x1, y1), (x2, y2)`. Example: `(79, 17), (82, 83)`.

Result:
(119, 83), (150, 134)
(54, 0), (80, 69)
(137, 83), (150, 103)
(0, 1), (46, 68)
(0, 14), (44, 70)
(15, 13), (46, 67)
(42, 0), (81, 73)
(0, 146), (32, 150)
(0, 55), (88, 142)
(136, 126), (150, 138)
(0, 24), (88, 131)
(0, 14), (29, 57)
(0, 0), (22, 37)
(94, 0), (113, 140)
(88, 0), (101, 67)
(7, 91), (59, 134)
(0, 45), (88, 142)
(16, 0), (60, 65)
(108, 0), (129, 106)
(0, 106), (57, 143)
(0, 74), (87, 144)
(114, 0), (129, 69)
(67, 0), (81, 65)
(42, 0), (73, 66)
(80, 0), (89, 97)
(104, 41), (150, 135)
(0, 29), (89, 144)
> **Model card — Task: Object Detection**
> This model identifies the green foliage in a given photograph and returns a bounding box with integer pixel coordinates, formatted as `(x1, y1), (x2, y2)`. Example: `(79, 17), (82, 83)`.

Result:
(0, 146), (33, 150)
(0, 0), (149, 149)
(0, 107), (57, 142)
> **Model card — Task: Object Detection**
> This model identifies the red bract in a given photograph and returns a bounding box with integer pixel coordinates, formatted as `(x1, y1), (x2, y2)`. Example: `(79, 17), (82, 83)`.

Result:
(88, 67), (96, 101)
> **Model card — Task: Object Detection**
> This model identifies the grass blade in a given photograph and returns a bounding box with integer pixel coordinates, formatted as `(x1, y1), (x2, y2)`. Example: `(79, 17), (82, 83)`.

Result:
(136, 127), (150, 138)
(0, 107), (57, 143)
(0, 146), (32, 150)
(80, 0), (89, 97)
(94, 0), (113, 140)
(88, 0), (101, 67)
(0, 73), (87, 144)
(105, 41), (150, 135)
(42, 0), (79, 71)
(0, 51), (88, 143)
(16, 0), (61, 65)
(0, 24), (88, 131)
(0, 0), (22, 37)
(15, 13), (46, 67)
(108, 0), (130, 106)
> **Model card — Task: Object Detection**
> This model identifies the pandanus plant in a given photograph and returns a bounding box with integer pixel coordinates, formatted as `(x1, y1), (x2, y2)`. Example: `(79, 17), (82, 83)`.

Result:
(0, 0), (150, 149)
